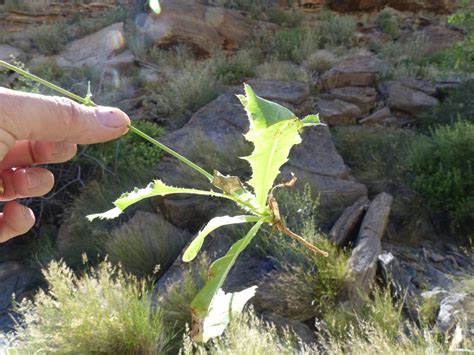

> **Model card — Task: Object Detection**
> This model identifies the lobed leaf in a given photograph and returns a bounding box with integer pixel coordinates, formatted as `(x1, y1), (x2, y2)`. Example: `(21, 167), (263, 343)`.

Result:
(244, 119), (304, 211)
(87, 180), (231, 221)
(237, 83), (296, 131)
(183, 215), (260, 263)
(190, 220), (263, 339)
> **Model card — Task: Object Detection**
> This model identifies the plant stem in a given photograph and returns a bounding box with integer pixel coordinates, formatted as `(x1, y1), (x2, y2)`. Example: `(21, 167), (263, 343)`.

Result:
(128, 125), (213, 181)
(0, 59), (214, 181)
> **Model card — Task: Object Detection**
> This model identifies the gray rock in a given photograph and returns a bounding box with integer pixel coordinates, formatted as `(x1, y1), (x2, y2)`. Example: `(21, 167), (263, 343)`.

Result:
(154, 80), (367, 230)
(262, 313), (316, 344)
(244, 79), (309, 105)
(329, 196), (369, 247)
(344, 192), (393, 308)
(437, 293), (472, 334)
(323, 86), (377, 114)
(0, 45), (24, 71)
(359, 107), (392, 126)
(318, 99), (362, 126)
(56, 23), (126, 68)
(382, 80), (439, 118)
(320, 55), (390, 90)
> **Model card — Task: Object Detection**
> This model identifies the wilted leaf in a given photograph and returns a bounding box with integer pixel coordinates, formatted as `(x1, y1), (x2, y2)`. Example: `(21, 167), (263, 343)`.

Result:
(195, 286), (257, 342)
(190, 220), (263, 340)
(183, 215), (260, 262)
(149, 0), (161, 14)
(212, 171), (245, 194)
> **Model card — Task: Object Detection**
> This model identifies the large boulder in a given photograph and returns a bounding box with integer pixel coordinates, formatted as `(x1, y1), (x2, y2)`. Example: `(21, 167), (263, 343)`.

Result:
(320, 56), (390, 90)
(140, 0), (260, 56)
(56, 22), (126, 68)
(152, 79), (367, 230)
(382, 80), (439, 118)
(399, 25), (464, 54)
(322, 86), (377, 114)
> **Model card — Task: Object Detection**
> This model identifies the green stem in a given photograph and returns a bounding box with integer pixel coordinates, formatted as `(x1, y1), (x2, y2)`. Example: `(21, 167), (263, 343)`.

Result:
(0, 59), (214, 181)
(128, 125), (213, 181)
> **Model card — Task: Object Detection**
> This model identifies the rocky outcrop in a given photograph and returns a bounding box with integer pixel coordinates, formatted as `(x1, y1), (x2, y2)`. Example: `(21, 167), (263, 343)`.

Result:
(141, 0), (260, 56)
(323, 86), (377, 114)
(56, 22), (126, 68)
(320, 56), (390, 90)
(344, 192), (393, 308)
(152, 79), (367, 230)
(399, 25), (464, 54)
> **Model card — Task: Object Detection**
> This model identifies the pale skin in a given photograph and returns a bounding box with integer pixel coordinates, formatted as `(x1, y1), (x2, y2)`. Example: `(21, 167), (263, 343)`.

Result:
(0, 87), (130, 243)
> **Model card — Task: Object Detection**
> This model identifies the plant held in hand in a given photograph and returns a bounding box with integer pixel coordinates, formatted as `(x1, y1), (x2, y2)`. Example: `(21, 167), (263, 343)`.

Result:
(0, 59), (327, 342)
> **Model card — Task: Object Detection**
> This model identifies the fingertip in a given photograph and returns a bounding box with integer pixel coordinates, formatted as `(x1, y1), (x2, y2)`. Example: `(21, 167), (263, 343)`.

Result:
(0, 201), (35, 243)
(96, 106), (131, 130)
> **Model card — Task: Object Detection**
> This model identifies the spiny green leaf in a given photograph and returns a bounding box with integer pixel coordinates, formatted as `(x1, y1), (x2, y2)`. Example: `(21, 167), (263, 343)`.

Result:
(200, 286), (257, 342)
(244, 119), (304, 211)
(86, 180), (231, 221)
(149, 0), (161, 14)
(190, 220), (263, 333)
(237, 83), (296, 131)
(183, 215), (260, 263)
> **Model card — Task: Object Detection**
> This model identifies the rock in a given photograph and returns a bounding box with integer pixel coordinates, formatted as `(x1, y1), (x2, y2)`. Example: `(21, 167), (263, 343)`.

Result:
(0, 45), (24, 70)
(329, 196), (369, 247)
(0, 262), (38, 332)
(323, 86), (377, 114)
(382, 80), (439, 118)
(262, 313), (317, 344)
(320, 56), (390, 90)
(399, 26), (463, 54)
(359, 107), (392, 126)
(243, 79), (309, 105)
(318, 99), (362, 126)
(344, 192), (393, 308)
(56, 22), (126, 68)
(437, 293), (473, 334)
(296, 0), (325, 12)
(153, 80), (367, 230)
(142, 0), (259, 56)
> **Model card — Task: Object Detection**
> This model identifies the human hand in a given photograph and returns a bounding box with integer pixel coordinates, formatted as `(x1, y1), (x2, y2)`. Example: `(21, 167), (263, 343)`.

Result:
(0, 87), (130, 242)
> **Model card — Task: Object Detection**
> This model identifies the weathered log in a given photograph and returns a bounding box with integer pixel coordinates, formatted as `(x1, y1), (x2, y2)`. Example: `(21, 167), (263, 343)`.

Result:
(329, 196), (369, 247)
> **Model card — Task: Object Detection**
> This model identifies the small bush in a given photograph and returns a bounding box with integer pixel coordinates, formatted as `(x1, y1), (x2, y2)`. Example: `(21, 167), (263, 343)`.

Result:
(212, 49), (257, 84)
(147, 45), (195, 70)
(316, 11), (357, 48)
(269, 27), (321, 64)
(106, 213), (189, 278)
(12, 261), (172, 354)
(408, 121), (474, 233)
(256, 60), (309, 81)
(267, 7), (304, 28)
(375, 8), (401, 38)
(304, 49), (338, 74)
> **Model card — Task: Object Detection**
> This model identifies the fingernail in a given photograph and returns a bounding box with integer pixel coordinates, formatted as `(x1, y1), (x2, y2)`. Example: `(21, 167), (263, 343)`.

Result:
(96, 107), (129, 128)
(26, 171), (41, 189)
(0, 178), (4, 196)
(23, 205), (32, 218)
(52, 142), (64, 156)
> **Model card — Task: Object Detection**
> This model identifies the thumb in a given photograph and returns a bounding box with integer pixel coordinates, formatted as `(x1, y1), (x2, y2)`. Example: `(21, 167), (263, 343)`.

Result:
(0, 87), (130, 144)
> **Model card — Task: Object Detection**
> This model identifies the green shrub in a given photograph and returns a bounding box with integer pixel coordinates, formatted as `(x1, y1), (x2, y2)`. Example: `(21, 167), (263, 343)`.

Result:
(375, 8), (401, 38)
(213, 49), (257, 84)
(148, 45), (195, 70)
(270, 27), (321, 64)
(304, 49), (338, 74)
(83, 120), (165, 175)
(106, 214), (189, 278)
(408, 121), (474, 233)
(267, 7), (304, 28)
(421, 81), (474, 129)
(316, 11), (357, 48)
(12, 261), (172, 354)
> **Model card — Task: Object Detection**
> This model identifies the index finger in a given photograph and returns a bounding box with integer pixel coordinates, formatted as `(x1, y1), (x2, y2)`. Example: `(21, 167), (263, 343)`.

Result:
(0, 87), (130, 144)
